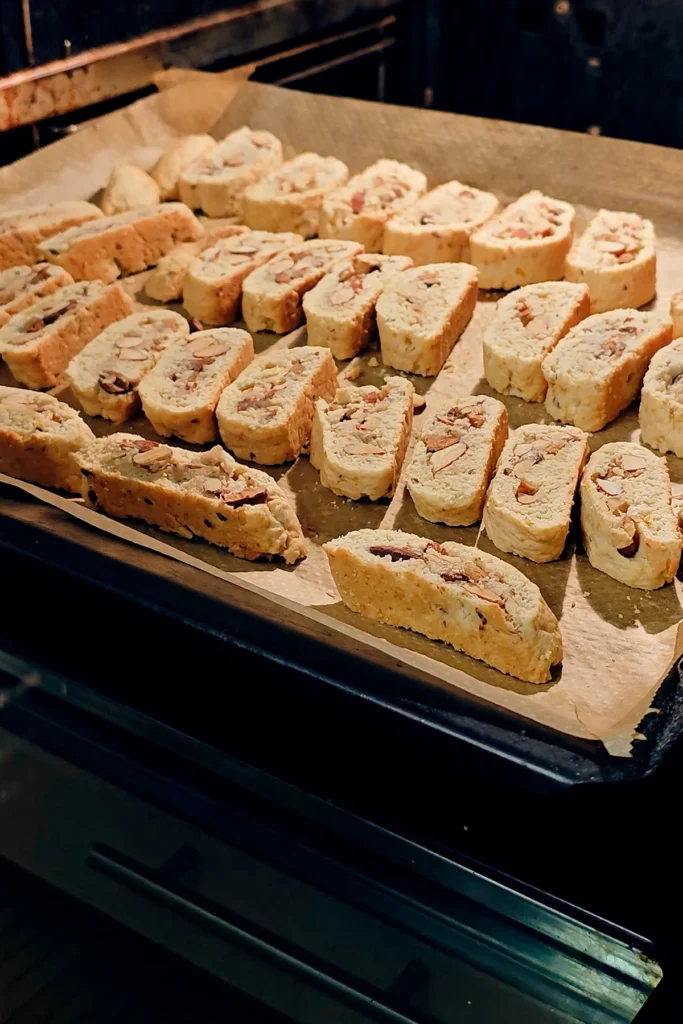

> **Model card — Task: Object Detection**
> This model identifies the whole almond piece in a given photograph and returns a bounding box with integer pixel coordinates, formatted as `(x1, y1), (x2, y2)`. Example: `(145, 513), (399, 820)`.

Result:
(621, 454), (647, 473)
(430, 441), (467, 472)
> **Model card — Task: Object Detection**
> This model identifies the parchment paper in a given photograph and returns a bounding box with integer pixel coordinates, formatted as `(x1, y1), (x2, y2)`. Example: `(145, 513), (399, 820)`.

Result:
(2, 77), (683, 753)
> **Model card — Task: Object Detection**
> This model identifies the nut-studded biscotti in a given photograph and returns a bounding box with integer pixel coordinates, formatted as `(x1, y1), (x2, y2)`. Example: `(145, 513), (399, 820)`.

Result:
(217, 347), (337, 464)
(565, 209), (656, 313)
(0, 385), (94, 492)
(319, 159), (427, 251)
(38, 203), (202, 283)
(483, 424), (588, 562)
(639, 339), (683, 456)
(0, 201), (103, 271)
(183, 230), (302, 325)
(244, 153), (349, 238)
(178, 126), (283, 217)
(580, 442), (680, 589)
(0, 263), (74, 326)
(77, 434), (306, 564)
(66, 311), (189, 422)
(310, 377), (413, 500)
(406, 395), (508, 526)
(145, 224), (248, 303)
(671, 290), (683, 340)
(470, 190), (574, 290)
(482, 281), (590, 403)
(383, 181), (499, 266)
(542, 309), (672, 432)
(139, 328), (254, 443)
(324, 529), (562, 683)
(242, 239), (364, 335)
(151, 134), (217, 201)
(0, 281), (134, 389)
(376, 263), (479, 376)
(303, 252), (413, 360)
(101, 165), (161, 216)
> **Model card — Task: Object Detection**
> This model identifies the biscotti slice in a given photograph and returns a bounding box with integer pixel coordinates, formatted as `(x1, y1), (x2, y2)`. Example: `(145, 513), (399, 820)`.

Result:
(565, 209), (656, 313)
(244, 153), (349, 238)
(406, 396), (508, 526)
(145, 225), (248, 303)
(217, 347), (337, 464)
(101, 165), (160, 216)
(470, 190), (575, 290)
(580, 442), (680, 589)
(670, 290), (683, 339)
(376, 263), (479, 376)
(151, 135), (217, 201)
(0, 385), (94, 492)
(0, 263), (74, 326)
(319, 159), (427, 251)
(178, 126), (283, 217)
(542, 309), (672, 432)
(324, 529), (562, 683)
(639, 339), (683, 456)
(139, 328), (254, 443)
(0, 202), (103, 271)
(303, 252), (413, 360)
(483, 424), (588, 563)
(310, 377), (413, 500)
(0, 281), (134, 389)
(482, 281), (591, 402)
(77, 434), (306, 564)
(66, 311), (189, 423)
(38, 203), (202, 283)
(242, 239), (364, 335)
(183, 230), (302, 325)
(383, 181), (499, 265)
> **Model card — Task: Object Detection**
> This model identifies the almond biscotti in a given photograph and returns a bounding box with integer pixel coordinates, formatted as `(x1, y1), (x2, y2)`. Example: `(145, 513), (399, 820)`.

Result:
(0, 385), (94, 492)
(178, 126), (283, 217)
(324, 529), (562, 683)
(0, 201), (102, 271)
(565, 209), (655, 313)
(639, 339), (683, 456)
(0, 281), (134, 389)
(383, 181), (499, 265)
(482, 281), (591, 403)
(183, 230), (302, 325)
(151, 134), (217, 201)
(0, 263), (74, 326)
(303, 252), (413, 360)
(310, 377), (413, 500)
(217, 347), (337, 464)
(242, 239), (364, 335)
(77, 434), (306, 564)
(66, 311), (189, 423)
(138, 328), (254, 444)
(38, 203), (202, 283)
(470, 190), (575, 290)
(100, 165), (160, 216)
(376, 263), (479, 376)
(319, 159), (427, 251)
(542, 309), (672, 432)
(144, 224), (248, 303)
(483, 424), (588, 563)
(671, 290), (683, 339)
(580, 442), (680, 589)
(406, 396), (508, 526)
(244, 153), (349, 238)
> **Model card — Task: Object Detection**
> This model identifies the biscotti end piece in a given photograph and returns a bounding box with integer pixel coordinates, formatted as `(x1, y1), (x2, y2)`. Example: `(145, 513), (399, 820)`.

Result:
(66, 311), (190, 422)
(0, 201), (103, 271)
(324, 529), (562, 683)
(78, 434), (307, 563)
(376, 262), (479, 376)
(670, 290), (683, 339)
(242, 239), (364, 335)
(303, 252), (413, 360)
(0, 263), (74, 326)
(139, 327), (254, 444)
(542, 309), (672, 432)
(580, 442), (680, 589)
(383, 181), (499, 265)
(565, 209), (656, 313)
(244, 153), (350, 238)
(470, 190), (575, 290)
(0, 281), (134, 390)
(639, 339), (683, 456)
(482, 281), (591, 403)
(0, 385), (94, 492)
(217, 346), (337, 464)
(483, 424), (588, 563)
(151, 135), (217, 201)
(178, 126), (283, 217)
(407, 395), (508, 526)
(100, 165), (161, 216)
(310, 376), (414, 500)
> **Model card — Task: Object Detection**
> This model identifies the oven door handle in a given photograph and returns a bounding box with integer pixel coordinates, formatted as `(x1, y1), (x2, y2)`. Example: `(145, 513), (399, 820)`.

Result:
(88, 842), (431, 1024)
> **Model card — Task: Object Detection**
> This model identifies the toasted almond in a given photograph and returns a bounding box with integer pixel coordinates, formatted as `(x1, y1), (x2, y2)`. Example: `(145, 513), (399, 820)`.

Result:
(119, 350), (147, 361)
(344, 444), (387, 455)
(223, 155), (245, 167)
(203, 477), (224, 493)
(516, 479), (538, 496)
(597, 477), (623, 495)
(595, 239), (626, 255)
(413, 394), (427, 414)
(190, 341), (227, 359)
(513, 458), (539, 478)
(607, 496), (629, 514)
(460, 581), (505, 605)
(274, 271), (292, 284)
(516, 492), (540, 505)
(621, 453), (647, 472)
(270, 258), (295, 273)
(133, 445), (172, 467)
(514, 442), (536, 456)
(116, 335), (144, 349)
(423, 433), (461, 452)
(617, 252), (636, 264)
(430, 441), (467, 472)
(330, 286), (356, 305)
